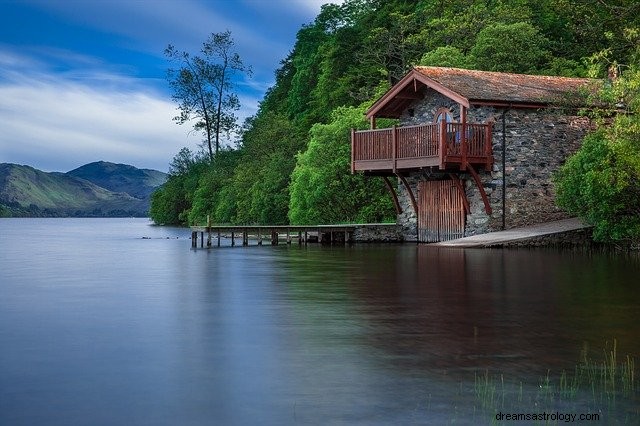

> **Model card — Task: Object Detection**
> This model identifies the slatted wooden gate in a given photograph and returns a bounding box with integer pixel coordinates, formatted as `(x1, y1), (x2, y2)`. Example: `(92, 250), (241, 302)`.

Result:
(417, 180), (466, 242)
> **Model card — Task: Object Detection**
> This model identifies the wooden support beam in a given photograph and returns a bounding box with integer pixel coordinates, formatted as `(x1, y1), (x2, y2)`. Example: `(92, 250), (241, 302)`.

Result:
(191, 231), (197, 248)
(200, 231), (204, 248)
(397, 173), (418, 216)
(231, 231), (235, 247)
(382, 176), (402, 215)
(467, 165), (492, 215)
(448, 173), (470, 215)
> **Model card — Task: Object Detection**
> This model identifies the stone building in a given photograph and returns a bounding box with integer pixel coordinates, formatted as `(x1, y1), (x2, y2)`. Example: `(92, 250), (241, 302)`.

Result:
(351, 66), (598, 242)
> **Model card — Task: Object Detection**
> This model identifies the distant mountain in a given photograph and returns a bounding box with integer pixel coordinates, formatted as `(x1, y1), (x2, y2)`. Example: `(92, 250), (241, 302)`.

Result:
(68, 161), (167, 200)
(0, 162), (167, 217)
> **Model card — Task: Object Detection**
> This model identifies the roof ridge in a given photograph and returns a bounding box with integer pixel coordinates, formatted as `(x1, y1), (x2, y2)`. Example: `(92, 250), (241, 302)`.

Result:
(413, 66), (595, 83)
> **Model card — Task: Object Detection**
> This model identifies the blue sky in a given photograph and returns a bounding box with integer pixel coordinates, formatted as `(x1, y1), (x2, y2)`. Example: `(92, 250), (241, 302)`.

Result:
(0, 0), (340, 173)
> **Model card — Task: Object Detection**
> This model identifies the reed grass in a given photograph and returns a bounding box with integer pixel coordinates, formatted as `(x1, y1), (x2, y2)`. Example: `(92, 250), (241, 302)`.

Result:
(474, 339), (637, 416)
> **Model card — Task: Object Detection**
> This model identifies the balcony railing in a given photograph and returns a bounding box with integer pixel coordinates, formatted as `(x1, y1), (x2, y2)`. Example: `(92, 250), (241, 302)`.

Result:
(351, 121), (493, 173)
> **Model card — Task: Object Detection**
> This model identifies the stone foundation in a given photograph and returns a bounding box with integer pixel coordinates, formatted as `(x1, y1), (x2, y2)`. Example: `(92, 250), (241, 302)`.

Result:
(353, 224), (403, 242)
(485, 227), (595, 248)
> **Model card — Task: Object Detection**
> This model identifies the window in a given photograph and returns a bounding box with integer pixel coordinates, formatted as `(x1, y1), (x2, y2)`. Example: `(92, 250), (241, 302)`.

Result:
(434, 108), (454, 124)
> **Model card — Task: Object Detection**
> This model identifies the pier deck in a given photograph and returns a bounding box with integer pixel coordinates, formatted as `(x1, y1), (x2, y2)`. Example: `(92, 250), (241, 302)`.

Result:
(190, 224), (365, 248)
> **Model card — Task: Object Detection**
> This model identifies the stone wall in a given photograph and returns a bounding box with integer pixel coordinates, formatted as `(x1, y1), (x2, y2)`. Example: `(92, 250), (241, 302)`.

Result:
(353, 224), (403, 242)
(485, 227), (595, 248)
(395, 90), (593, 241)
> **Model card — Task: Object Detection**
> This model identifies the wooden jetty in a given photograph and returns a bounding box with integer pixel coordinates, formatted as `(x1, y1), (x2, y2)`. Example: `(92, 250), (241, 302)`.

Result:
(190, 224), (359, 248)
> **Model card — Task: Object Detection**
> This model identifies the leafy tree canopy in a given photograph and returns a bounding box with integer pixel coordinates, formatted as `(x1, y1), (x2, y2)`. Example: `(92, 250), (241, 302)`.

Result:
(165, 31), (251, 161)
(152, 0), (640, 230)
(556, 60), (640, 244)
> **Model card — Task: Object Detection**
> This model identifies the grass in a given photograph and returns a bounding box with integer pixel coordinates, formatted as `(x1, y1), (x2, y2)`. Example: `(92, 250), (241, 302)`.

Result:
(474, 340), (637, 423)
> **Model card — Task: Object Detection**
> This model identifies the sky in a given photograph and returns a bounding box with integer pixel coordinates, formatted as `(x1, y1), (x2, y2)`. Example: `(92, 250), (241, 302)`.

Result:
(0, 0), (341, 173)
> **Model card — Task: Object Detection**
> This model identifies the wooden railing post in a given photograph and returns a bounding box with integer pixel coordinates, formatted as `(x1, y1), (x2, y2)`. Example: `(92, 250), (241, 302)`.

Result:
(438, 120), (446, 169)
(461, 122), (468, 171)
(350, 128), (355, 174)
(485, 124), (493, 171)
(392, 125), (397, 173)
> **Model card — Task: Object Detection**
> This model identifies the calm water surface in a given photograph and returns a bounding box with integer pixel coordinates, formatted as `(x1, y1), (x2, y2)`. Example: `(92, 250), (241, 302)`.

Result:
(1, 218), (638, 425)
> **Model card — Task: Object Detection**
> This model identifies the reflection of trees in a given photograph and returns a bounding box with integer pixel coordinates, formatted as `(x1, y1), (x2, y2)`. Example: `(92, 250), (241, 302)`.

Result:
(276, 246), (640, 381)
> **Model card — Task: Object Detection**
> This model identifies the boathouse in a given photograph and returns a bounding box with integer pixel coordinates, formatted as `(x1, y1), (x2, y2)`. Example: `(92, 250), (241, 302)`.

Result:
(351, 66), (598, 242)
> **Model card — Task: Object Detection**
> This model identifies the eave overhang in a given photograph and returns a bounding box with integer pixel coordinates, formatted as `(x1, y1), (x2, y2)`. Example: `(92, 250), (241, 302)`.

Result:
(366, 69), (470, 120)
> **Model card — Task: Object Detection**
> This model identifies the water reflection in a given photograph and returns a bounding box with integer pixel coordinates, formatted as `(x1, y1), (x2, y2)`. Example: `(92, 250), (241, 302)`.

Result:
(1, 219), (638, 425)
(274, 245), (640, 380)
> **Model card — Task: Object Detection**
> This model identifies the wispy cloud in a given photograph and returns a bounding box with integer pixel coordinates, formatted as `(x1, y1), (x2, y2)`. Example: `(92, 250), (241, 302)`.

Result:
(0, 48), (259, 172)
(0, 0), (325, 172)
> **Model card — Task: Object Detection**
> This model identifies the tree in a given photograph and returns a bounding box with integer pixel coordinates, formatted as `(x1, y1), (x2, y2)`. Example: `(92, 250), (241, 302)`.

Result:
(288, 105), (394, 224)
(469, 22), (550, 74)
(149, 148), (209, 225)
(419, 46), (469, 68)
(555, 64), (640, 244)
(165, 31), (251, 161)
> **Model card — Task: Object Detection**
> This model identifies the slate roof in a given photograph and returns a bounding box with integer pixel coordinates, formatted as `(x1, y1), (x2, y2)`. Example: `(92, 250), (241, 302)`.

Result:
(367, 66), (599, 119)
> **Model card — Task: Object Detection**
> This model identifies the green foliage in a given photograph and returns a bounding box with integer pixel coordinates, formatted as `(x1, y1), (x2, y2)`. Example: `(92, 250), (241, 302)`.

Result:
(166, 31), (251, 160)
(229, 111), (303, 225)
(150, 149), (210, 225)
(469, 22), (550, 74)
(152, 0), (640, 228)
(289, 105), (394, 224)
(419, 46), (469, 68)
(556, 66), (640, 244)
(188, 149), (241, 225)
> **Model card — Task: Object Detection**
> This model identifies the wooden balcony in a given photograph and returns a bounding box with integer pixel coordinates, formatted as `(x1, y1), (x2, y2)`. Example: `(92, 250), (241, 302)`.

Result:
(351, 122), (493, 174)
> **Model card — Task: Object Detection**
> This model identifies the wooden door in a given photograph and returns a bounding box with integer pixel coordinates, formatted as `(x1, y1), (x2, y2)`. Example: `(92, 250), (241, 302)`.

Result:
(417, 180), (466, 242)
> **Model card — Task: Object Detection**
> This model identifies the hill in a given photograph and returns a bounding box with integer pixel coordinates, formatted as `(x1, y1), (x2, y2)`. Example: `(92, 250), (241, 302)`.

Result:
(0, 162), (167, 217)
(68, 161), (167, 200)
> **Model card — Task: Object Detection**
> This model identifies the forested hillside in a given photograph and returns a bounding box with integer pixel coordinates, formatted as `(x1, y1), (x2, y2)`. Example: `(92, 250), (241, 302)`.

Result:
(150, 0), (640, 227)
(0, 162), (166, 217)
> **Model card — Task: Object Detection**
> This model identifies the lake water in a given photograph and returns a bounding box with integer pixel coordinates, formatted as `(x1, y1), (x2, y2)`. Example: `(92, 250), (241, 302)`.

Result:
(1, 218), (638, 425)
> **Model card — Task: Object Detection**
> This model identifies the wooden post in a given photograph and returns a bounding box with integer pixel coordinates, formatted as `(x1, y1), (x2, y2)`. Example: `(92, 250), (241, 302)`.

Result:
(206, 215), (212, 247)
(438, 119), (446, 169)
(200, 231), (204, 248)
(231, 231), (235, 247)
(460, 106), (468, 170)
(191, 231), (197, 248)
(351, 128), (355, 174)
(258, 228), (262, 245)
(286, 228), (291, 244)
(217, 229), (221, 247)
(298, 231), (302, 245)
(485, 124), (493, 171)
(392, 125), (397, 173)
(243, 229), (248, 246)
(304, 231), (308, 245)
